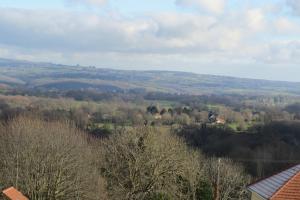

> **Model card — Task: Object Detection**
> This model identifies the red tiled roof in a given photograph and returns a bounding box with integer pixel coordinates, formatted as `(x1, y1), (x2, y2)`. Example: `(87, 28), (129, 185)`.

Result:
(2, 187), (28, 200)
(248, 164), (300, 199)
(271, 172), (300, 200)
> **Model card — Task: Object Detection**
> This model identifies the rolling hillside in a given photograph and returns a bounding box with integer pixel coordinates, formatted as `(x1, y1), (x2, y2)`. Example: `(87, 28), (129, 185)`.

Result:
(1, 58), (300, 95)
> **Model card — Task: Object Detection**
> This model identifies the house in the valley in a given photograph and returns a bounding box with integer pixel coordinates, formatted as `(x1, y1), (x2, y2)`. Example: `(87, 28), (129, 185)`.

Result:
(216, 117), (226, 124)
(247, 164), (300, 200)
(154, 113), (162, 120)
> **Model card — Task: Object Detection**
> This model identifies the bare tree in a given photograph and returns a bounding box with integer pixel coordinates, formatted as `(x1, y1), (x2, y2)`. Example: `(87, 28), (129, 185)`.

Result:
(204, 158), (251, 200)
(0, 116), (102, 200)
(97, 127), (204, 200)
(0, 116), (251, 200)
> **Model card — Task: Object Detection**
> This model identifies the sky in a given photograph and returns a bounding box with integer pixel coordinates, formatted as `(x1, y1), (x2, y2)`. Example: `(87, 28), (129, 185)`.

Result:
(1, 0), (300, 81)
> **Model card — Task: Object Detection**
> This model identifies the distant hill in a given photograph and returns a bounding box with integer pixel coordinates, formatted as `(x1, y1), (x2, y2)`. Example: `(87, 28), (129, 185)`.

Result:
(1, 58), (300, 95)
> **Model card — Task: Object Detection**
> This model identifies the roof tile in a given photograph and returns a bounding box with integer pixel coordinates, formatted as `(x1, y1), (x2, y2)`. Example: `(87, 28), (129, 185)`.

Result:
(248, 164), (300, 199)
(2, 187), (28, 200)
(271, 172), (300, 200)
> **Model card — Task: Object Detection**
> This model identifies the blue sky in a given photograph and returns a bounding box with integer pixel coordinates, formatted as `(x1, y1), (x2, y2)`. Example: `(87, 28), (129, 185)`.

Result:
(2, 0), (180, 11)
(1, 0), (300, 81)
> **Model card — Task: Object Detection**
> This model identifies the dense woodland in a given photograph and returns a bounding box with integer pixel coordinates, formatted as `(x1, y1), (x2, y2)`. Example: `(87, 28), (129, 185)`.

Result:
(1, 61), (300, 199)
(1, 86), (300, 199)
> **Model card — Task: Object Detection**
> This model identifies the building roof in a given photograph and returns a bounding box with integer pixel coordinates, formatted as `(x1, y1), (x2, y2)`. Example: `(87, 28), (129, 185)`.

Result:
(248, 164), (300, 200)
(271, 172), (300, 200)
(2, 187), (28, 200)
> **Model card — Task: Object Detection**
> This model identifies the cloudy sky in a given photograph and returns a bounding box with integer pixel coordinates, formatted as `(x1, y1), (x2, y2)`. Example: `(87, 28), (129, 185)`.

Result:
(1, 0), (300, 81)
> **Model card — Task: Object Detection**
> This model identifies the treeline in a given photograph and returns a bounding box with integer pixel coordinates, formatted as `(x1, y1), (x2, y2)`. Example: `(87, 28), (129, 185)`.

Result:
(1, 91), (300, 134)
(174, 121), (300, 178)
(0, 117), (250, 200)
(6, 88), (299, 107)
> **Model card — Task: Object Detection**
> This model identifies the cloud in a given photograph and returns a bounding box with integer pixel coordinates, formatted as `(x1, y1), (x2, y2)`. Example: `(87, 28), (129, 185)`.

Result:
(245, 8), (266, 32)
(0, 3), (300, 81)
(273, 17), (300, 34)
(255, 40), (300, 65)
(0, 7), (266, 64)
(65, 0), (107, 7)
(0, 8), (234, 54)
(0, 7), (290, 60)
(286, 0), (300, 14)
(175, 0), (226, 14)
